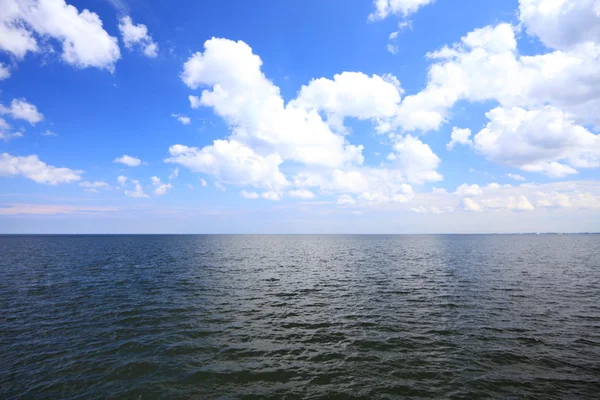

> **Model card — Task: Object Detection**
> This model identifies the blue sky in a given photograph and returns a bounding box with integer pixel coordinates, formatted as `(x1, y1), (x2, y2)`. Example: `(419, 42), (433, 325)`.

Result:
(1, 0), (599, 233)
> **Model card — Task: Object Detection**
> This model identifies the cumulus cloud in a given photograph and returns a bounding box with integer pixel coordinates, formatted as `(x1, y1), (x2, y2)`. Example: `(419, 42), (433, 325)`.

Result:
(390, 135), (442, 184)
(79, 180), (109, 193)
(0, 63), (10, 80)
(151, 176), (172, 196)
(174, 37), (447, 202)
(518, 0), (600, 51)
(0, 131), (23, 141)
(473, 106), (600, 177)
(118, 16), (158, 57)
(454, 183), (483, 197)
(507, 173), (525, 181)
(168, 167), (179, 180)
(0, 152), (82, 184)
(446, 127), (472, 150)
(171, 113), (190, 125)
(114, 155), (142, 167)
(261, 191), (281, 201)
(124, 179), (148, 198)
(180, 38), (364, 169)
(241, 190), (259, 199)
(368, 0), (436, 20)
(0, 99), (43, 124)
(165, 141), (288, 191)
(288, 189), (315, 199)
(0, 0), (120, 71)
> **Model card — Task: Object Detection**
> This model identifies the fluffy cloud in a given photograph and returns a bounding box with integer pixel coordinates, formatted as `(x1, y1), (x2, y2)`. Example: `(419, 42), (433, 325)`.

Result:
(165, 141), (288, 191)
(389, 135), (442, 184)
(389, 22), (600, 131)
(518, 0), (600, 51)
(175, 37), (448, 202)
(241, 190), (259, 199)
(0, 63), (10, 80)
(411, 181), (600, 214)
(0, 99), (43, 124)
(507, 173), (525, 181)
(473, 106), (600, 177)
(0, 0), (120, 71)
(79, 180), (109, 193)
(0, 152), (82, 184)
(291, 72), (403, 131)
(171, 113), (191, 125)
(288, 189), (315, 199)
(114, 155), (142, 167)
(124, 179), (148, 198)
(118, 16), (158, 57)
(151, 176), (172, 196)
(180, 38), (364, 169)
(169, 167), (179, 180)
(261, 191), (281, 201)
(368, 0), (436, 20)
(454, 183), (483, 197)
(446, 127), (472, 150)
(41, 130), (57, 136)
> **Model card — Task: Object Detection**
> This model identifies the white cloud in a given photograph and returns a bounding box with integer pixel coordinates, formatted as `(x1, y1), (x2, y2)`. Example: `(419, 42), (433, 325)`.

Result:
(288, 189), (315, 199)
(386, 44), (399, 54)
(507, 173), (525, 181)
(291, 71), (403, 132)
(480, 195), (535, 211)
(390, 22), (600, 131)
(214, 181), (226, 191)
(0, 63), (10, 80)
(368, 0), (436, 20)
(175, 38), (451, 200)
(390, 134), (442, 184)
(0, 131), (23, 141)
(169, 167), (179, 180)
(518, 0), (600, 51)
(118, 16), (158, 57)
(171, 113), (190, 125)
(0, 99), (43, 124)
(461, 197), (482, 212)
(261, 191), (281, 201)
(454, 183), (483, 197)
(0, 152), (82, 184)
(117, 175), (128, 186)
(125, 179), (148, 198)
(0, 0), (120, 71)
(79, 180), (109, 193)
(337, 194), (356, 205)
(165, 141), (288, 191)
(41, 130), (57, 136)
(241, 190), (259, 199)
(199, 178), (207, 187)
(474, 106), (600, 177)
(446, 127), (472, 150)
(114, 155), (142, 167)
(151, 176), (172, 196)
(180, 38), (364, 169)
(0, 203), (117, 215)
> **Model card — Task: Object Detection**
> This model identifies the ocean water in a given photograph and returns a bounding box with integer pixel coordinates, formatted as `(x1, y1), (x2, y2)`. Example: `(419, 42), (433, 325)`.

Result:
(1, 234), (599, 399)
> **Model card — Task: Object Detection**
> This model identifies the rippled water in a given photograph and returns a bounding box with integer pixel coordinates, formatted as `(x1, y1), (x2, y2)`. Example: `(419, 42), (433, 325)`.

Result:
(1, 234), (600, 399)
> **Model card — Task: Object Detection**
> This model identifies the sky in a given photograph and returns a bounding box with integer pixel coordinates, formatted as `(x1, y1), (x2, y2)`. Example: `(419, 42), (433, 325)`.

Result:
(0, 0), (599, 233)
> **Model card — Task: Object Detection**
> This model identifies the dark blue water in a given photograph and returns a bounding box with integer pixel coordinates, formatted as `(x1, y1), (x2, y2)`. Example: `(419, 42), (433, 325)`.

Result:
(1, 234), (599, 399)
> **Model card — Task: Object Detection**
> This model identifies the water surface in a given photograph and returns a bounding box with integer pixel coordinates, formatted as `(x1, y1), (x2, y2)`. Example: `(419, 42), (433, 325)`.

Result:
(1, 234), (599, 399)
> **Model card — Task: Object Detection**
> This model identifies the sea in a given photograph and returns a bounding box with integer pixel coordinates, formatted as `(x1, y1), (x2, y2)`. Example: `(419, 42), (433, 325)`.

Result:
(1, 234), (599, 399)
